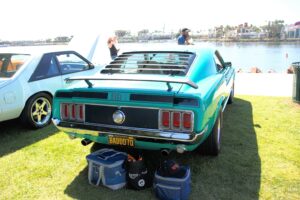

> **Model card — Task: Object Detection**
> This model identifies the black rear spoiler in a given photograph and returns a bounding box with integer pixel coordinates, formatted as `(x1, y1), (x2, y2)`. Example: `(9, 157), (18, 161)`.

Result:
(65, 74), (198, 91)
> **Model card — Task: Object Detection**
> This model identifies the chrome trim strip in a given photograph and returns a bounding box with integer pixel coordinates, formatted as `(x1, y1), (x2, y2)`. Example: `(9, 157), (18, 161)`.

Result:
(53, 119), (207, 143)
(70, 120), (193, 134)
(222, 83), (234, 113)
(222, 95), (229, 113)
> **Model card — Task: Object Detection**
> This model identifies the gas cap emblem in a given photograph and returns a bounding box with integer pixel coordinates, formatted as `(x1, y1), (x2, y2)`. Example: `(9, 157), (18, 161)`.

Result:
(112, 110), (125, 124)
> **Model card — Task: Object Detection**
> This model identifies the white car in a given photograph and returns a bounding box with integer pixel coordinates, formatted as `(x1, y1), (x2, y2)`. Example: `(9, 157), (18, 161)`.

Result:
(0, 47), (105, 128)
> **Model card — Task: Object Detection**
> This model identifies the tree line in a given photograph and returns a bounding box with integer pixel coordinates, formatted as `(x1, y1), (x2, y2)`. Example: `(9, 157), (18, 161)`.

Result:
(115, 20), (287, 39)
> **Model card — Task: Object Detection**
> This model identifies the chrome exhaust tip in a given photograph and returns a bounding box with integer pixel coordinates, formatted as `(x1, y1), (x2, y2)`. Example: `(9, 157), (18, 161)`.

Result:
(81, 139), (92, 146)
(161, 149), (171, 156)
(176, 145), (186, 154)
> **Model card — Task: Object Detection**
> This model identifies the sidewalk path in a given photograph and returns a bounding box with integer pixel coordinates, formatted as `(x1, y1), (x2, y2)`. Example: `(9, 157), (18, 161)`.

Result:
(235, 73), (293, 97)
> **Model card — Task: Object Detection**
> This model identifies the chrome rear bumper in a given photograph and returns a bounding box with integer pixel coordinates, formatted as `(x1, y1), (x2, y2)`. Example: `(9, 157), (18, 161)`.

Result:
(52, 118), (207, 144)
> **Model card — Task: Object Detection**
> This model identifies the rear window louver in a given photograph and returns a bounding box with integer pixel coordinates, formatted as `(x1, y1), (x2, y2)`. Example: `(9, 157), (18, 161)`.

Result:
(101, 51), (195, 76)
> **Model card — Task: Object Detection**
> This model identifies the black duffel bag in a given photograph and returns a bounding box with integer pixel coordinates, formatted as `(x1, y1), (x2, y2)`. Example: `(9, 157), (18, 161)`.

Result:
(125, 154), (151, 190)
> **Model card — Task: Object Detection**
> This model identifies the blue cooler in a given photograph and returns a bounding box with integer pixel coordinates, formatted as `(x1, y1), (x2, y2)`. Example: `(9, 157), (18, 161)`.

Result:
(154, 166), (191, 200)
(86, 148), (127, 190)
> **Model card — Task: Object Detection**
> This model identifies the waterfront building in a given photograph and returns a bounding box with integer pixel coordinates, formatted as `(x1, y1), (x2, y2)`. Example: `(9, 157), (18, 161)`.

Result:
(284, 21), (300, 39)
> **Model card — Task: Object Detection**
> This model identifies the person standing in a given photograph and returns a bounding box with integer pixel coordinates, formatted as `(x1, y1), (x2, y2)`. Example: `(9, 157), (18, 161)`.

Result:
(177, 28), (192, 45)
(108, 36), (119, 60)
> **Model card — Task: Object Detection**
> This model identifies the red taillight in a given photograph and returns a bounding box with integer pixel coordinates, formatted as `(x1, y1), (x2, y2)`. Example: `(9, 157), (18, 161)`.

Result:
(162, 111), (170, 127)
(173, 112), (181, 128)
(61, 103), (84, 122)
(71, 104), (76, 119)
(183, 113), (191, 129)
(79, 105), (84, 120)
(159, 110), (193, 131)
(64, 104), (69, 119)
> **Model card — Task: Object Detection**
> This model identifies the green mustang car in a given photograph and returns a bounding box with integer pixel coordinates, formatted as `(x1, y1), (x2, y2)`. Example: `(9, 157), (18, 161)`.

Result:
(52, 47), (235, 156)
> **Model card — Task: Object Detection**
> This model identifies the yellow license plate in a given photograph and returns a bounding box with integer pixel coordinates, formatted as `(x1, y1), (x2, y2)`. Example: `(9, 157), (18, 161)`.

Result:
(108, 136), (135, 147)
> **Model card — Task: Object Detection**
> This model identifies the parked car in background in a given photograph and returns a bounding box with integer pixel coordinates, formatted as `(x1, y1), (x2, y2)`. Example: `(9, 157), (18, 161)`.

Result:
(52, 46), (235, 155)
(0, 49), (101, 128)
(0, 33), (115, 128)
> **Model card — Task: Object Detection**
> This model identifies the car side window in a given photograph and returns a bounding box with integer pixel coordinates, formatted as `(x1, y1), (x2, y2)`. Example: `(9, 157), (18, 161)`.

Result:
(56, 53), (89, 75)
(47, 57), (60, 76)
(29, 54), (60, 81)
(214, 54), (223, 72)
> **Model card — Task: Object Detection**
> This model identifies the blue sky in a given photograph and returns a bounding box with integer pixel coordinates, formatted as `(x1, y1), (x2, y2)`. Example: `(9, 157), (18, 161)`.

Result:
(1, 0), (299, 40)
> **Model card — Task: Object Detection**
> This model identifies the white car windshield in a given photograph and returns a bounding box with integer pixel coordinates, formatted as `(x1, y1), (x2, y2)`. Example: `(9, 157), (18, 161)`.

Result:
(0, 53), (31, 78)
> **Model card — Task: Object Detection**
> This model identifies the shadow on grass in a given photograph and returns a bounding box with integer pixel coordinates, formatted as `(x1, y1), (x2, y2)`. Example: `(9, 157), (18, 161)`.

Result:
(64, 97), (261, 200)
(0, 119), (58, 157)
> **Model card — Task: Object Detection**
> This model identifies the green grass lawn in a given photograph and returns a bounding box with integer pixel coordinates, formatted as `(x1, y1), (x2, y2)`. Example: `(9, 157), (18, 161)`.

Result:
(0, 96), (299, 200)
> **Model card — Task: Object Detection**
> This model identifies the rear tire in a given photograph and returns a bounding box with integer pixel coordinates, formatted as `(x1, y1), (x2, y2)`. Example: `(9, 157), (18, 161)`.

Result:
(198, 110), (222, 156)
(228, 83), (234, 104)
(20, 93), (52, 129)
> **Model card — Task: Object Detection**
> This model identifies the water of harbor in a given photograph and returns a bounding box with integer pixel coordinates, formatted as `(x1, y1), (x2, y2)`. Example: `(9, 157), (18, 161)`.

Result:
(1, 41), (299, 73)
(119, 41), (300, 73)
(202, 41), (300, 73)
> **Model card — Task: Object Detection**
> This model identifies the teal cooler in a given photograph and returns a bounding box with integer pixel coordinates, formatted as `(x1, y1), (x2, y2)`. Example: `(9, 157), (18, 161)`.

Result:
(292, 62), (300, 103)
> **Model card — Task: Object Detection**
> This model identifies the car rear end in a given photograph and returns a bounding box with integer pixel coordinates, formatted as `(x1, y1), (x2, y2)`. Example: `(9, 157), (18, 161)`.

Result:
(52, 51), (208, 152)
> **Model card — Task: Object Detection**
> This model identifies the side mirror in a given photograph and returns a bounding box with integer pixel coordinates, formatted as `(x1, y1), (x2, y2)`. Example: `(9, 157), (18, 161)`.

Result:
(225, 62), (232, 67)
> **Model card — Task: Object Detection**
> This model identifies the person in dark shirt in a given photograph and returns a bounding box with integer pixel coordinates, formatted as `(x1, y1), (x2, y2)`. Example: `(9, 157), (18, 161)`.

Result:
(177, 28), (192, 45)
(108, 36), (119, 60)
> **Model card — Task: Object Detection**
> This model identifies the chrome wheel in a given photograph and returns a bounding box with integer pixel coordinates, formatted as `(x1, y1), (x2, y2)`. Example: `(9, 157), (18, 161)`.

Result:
(30, 97), (52, 126)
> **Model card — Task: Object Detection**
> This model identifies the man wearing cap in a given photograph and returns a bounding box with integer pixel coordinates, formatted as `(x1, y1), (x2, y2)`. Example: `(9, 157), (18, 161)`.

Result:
(177, 28), (191, 45)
